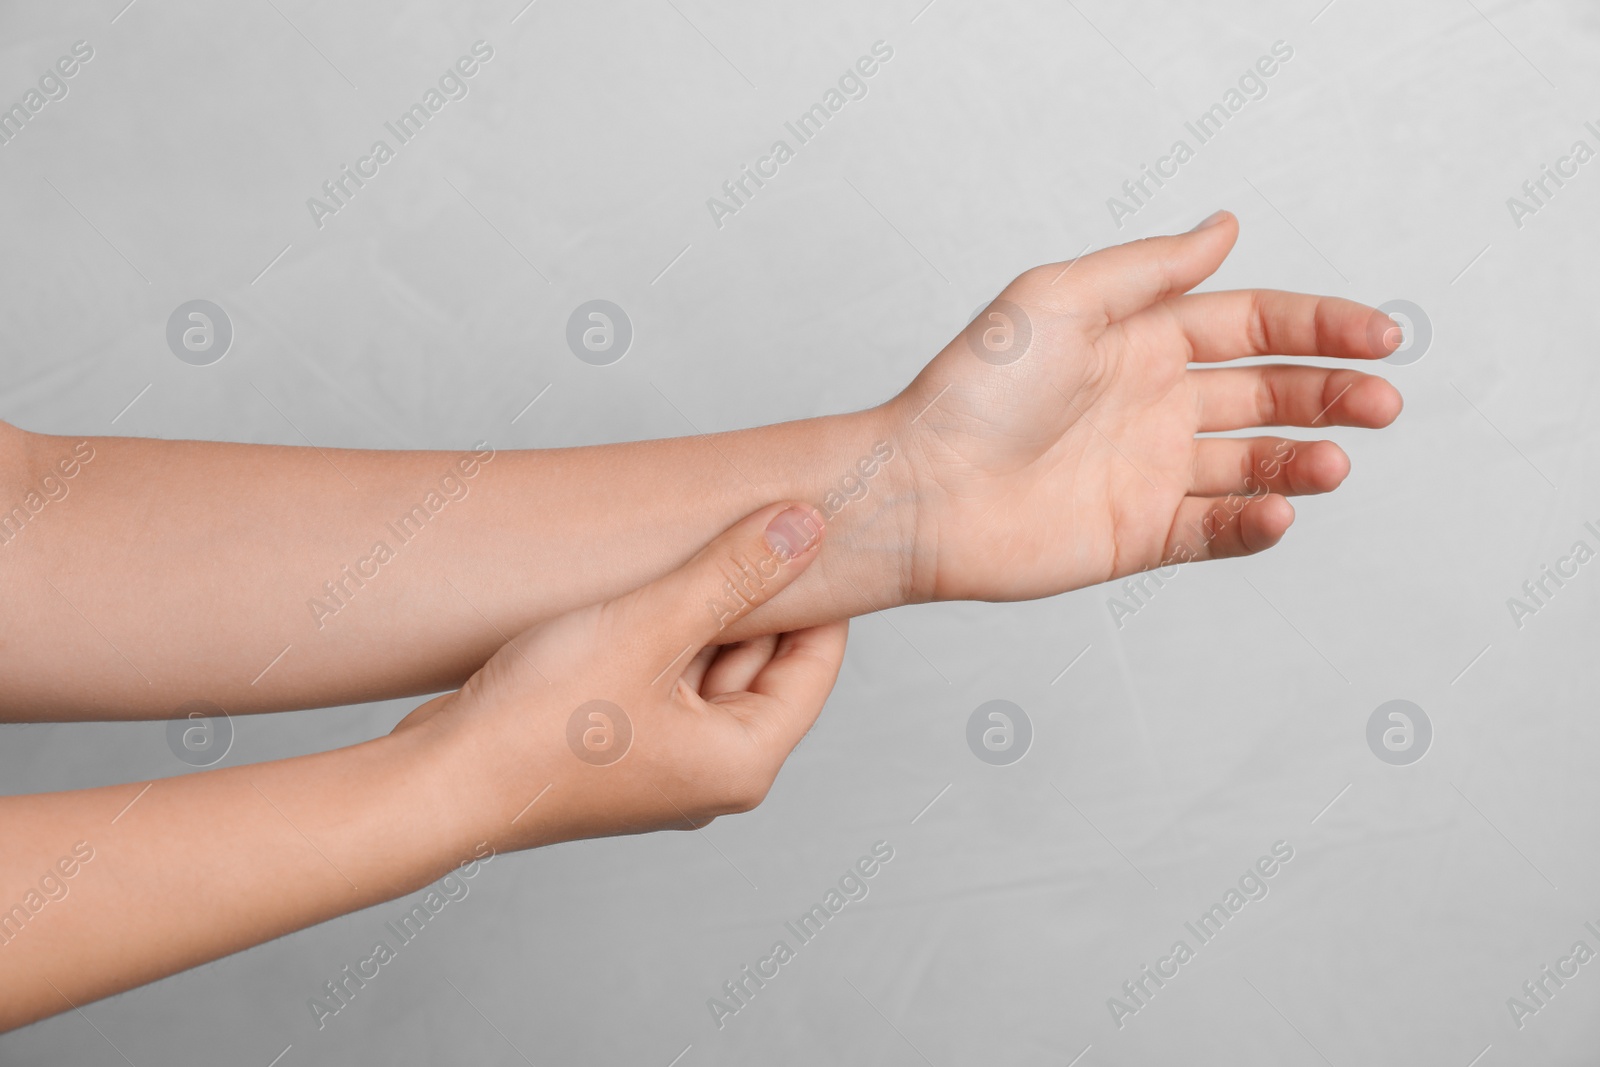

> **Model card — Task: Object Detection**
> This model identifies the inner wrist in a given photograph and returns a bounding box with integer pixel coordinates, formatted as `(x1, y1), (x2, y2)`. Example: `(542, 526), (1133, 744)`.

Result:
(867, 398), (941, 606)
(801, 405), (925, 611)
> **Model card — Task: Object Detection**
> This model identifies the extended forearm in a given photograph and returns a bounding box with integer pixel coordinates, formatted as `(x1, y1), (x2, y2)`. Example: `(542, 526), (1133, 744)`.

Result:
(0, 407), (916, 719)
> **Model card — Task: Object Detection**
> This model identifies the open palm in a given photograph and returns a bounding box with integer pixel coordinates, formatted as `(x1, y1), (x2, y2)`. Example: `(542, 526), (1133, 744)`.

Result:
(894, 212), (1403, 603)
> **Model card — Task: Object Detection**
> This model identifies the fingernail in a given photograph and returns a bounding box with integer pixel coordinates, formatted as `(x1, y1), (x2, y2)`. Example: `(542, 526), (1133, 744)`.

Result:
(765, 506), (822, 560)
(1383, 321), (1405, 349)
(1190, 210), (1229, 232)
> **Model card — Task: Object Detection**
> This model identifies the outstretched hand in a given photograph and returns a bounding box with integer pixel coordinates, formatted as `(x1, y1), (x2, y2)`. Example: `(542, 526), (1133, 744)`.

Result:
(891, 211), (1403, 603)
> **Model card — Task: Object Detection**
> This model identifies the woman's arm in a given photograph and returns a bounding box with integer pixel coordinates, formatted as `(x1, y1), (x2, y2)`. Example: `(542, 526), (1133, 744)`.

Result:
(0, 504), (845, 1030)
(1, 214), (1404, 721)
(0, 725), (471, 1031)
(0, 410), (897, 719)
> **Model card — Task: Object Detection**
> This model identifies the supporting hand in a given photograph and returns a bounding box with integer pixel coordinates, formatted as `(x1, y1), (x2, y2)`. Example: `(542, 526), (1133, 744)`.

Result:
(395, 502), (849, 850)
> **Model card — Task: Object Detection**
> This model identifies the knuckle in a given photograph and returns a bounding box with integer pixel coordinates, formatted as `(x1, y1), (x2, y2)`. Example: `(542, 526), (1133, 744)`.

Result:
(1015, 263), (1056, 291)
(722, 769), (773, 815)
(1246, 291), (1271, 355)
(1322, 370), (1346, 417)
(1253, 369), (1278, 425)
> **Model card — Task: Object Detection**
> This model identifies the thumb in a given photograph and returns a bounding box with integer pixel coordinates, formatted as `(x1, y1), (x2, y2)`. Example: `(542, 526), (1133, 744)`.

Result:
(1055, 209), (1238, 325)
(621, 502), (825, 673)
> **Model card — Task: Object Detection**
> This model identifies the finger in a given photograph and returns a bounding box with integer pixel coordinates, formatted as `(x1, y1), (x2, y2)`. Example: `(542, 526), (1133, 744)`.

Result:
(679, 645), (719, 693)
(1189, 438), (1349, 498)
(701, 634), (780, 700)
(1193, 364), (1403, 432)
(1032, 210), (1238, 326)
(618, 502), (825, 671)
(1164, 289), (1401, 363)
(723, 621), (849, 760)
(1162, 493), (1295, 565)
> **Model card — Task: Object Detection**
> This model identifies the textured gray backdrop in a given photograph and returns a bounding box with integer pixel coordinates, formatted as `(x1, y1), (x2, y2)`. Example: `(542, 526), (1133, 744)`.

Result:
(2, 0), (1597, 1063)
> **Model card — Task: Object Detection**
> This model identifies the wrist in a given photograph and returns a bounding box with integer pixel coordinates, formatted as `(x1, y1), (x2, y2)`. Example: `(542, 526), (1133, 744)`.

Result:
(390, 692), (574, 854)
(867, 397), (942, 606)
(800, 404), (928, 611)
(379, 710), (525, 864)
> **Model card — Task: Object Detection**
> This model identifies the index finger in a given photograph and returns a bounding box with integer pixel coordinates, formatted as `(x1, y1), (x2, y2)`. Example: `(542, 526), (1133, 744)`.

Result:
(736, 621), (849, 760)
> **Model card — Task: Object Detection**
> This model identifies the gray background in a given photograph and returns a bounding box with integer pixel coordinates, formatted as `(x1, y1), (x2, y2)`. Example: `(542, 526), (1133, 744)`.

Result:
(0, 0), (1595, 1063)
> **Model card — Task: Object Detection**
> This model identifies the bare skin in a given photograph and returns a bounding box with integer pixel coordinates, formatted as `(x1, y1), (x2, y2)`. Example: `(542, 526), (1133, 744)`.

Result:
(0, 504), (845, 1031)
(0, 214), (1404, 1029)
(0, 214), (1399, 722)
